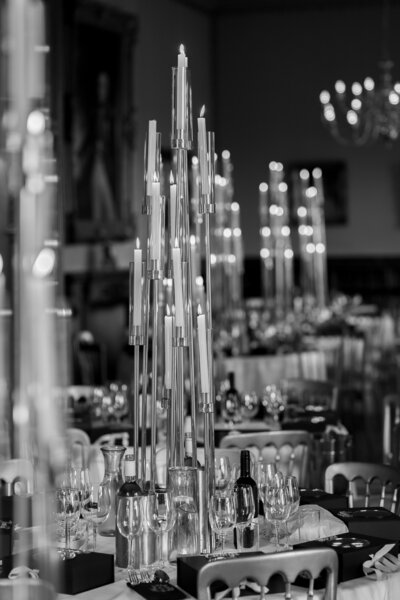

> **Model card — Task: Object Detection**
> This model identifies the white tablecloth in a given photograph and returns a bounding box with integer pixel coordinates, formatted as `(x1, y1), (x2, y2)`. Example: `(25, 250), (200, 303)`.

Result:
(57, 519), (400, 600)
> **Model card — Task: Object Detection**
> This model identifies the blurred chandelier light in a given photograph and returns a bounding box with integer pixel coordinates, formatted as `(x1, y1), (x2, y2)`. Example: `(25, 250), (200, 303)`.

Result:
(319, 0), (400, 145)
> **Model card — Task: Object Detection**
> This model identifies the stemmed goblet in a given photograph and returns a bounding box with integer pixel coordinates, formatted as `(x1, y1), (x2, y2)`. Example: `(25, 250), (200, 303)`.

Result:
(209, 492), (236, 556)
(146, 490), (175, 568)
(285, 475), (300, 542)
(215, 456), (233, 493)
(263, 481), (291, 551)
(117, 496), (142, 572)
(55, 487), (81, 559)
(81, 483), (111, 552)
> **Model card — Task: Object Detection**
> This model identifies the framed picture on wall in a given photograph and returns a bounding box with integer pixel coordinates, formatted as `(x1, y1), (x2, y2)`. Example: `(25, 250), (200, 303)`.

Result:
(58, 0), (138, 243)
(287, 160), (348, 225)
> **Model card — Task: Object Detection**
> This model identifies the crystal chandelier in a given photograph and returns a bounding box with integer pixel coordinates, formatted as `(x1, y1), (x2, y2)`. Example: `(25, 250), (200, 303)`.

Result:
(319, 1), (400, 145)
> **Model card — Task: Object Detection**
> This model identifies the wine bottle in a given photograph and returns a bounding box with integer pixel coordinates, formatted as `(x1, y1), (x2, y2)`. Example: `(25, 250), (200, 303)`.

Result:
(183, 432), (201, 467)
(115, 453), (142, 568)
(234, 450), (259, 550)
(221, 372), (242, 424)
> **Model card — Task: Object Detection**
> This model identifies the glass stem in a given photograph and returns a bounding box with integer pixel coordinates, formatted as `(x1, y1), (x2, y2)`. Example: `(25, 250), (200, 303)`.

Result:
(65, 518), (70, 553)
(128, 534), (133, 569)
(221, 532), (225, 555)
(274, 520), (279, 550)
(93, 523), (97, 552)
(157, 531), (162, 566)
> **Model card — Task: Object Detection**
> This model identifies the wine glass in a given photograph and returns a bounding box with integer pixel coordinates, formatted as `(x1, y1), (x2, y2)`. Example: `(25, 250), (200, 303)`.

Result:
(214, 456), (232, 493)
(261, 384), (286, 422)
(263, 482), (291, 551)
(285, 475), (300, 541)
(81, 483), (111, 552)
(240, 391), (260, 421)
(146, 490), (175, 567)
(209, 493), (235, 556)
(70, 466), (91, 551)
(117, 496), (142, 571)
(234, 485), (255, 551)
(55, 487), (81, 559)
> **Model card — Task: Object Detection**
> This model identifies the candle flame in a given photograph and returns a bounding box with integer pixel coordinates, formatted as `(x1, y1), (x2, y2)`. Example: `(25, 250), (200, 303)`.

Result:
(179, 43), (185, 55)
(171, 304), (176, 316)
(196, 276), (204, 287)
(259, 182), (268, 192)
(192, 156), (199, 166)
(197, 304), (203, 316)
(222, 149), (230, 160)
(200, 104), (206, 118)
(174, 237), (179, 249)
(166, 304), (171, 316)
(190, 235), (196, 246)
(169, 171), (175, 185)
(135, 238), (140, 249)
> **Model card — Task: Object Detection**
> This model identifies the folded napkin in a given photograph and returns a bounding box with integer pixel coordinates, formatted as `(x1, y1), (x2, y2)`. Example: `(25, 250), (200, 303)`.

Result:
(363, 544), (400, 580)
(289, 504), (349, 545)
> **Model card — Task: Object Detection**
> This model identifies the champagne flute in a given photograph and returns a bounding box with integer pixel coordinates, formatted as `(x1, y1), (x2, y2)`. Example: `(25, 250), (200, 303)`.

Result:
(82, 483), (111, 552)
(215, 456), (232, 493)
(234, 484), (255, 551)
(285, 475), (300, 542)
(146, 490), (175, 567)
(117, 496), (142, 571)
(55, 487), (81, 559)
(70, 466), (91, 551)
(209, 493), (235, 556)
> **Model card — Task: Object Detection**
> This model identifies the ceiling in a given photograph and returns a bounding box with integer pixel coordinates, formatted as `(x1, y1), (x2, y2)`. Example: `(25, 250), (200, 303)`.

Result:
(175, 0), (389, 15)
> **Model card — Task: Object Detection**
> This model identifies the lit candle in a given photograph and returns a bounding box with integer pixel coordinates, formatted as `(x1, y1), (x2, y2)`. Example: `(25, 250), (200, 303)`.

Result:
(150, 180), (161, 261)
(146, 120), (157, 195)
(133, 239), (142, 326)
(170, 172), (177, 242)
(197, 307), (210, 394)
(197, 105), (209, 194)
(177, 44), (186, 131)
(164, 306), (173, 389)
(172, 244), (185, 329)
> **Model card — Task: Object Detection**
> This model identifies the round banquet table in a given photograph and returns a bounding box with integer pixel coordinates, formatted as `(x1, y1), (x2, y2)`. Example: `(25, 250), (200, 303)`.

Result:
(57, 529), (400, 600)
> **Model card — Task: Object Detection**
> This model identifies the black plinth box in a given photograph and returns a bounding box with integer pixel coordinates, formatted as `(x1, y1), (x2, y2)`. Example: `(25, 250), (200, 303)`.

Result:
(296, 533), (399, 583)
(0, 549), (114, 595)
(177, 552), (264, 598)
(300, 489), (348, 511)
(332, 507), (400, 542)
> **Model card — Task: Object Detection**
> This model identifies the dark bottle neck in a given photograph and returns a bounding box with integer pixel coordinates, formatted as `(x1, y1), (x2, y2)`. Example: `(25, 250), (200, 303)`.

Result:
(240, 450), (251, 478)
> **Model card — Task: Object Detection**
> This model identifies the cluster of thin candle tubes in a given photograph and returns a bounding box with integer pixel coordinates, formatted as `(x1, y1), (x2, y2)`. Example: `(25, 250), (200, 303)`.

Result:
(259, 162), (328, 314)
(128, 46), (216, 504)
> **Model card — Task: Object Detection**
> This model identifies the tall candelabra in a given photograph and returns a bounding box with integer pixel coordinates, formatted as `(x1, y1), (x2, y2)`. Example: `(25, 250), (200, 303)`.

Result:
(129, 45), (216, 553)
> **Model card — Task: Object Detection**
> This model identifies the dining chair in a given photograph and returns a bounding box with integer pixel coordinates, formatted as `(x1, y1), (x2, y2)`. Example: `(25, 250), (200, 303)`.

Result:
(66, 427), (91, 467)
(282, 378), (339, 412)
(0, 458), (34, 495)
(92, 431), (130, 447)
(382, 393), (400, 466)
(196, 547), (338, 600)
(324, 461), (400, 513)
(219, 430), (311, 487)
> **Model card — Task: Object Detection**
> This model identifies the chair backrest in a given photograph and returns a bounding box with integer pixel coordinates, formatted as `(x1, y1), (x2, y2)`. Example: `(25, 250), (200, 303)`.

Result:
(0, 458), (34, 495)
(66, 428), (91, 467)
(93, 431), (130, 447)
(282, 378), (338, 412)
(197, 547), (338, 600)
(383, 394), (400, 466)
(219, 430), (311, 486)
(324, 461), (400, 513)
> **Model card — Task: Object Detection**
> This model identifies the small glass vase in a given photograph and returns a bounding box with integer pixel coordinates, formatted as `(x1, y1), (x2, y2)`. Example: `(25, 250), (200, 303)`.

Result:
(98, 445), (126, 537)
(168, 466), (199, 559)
